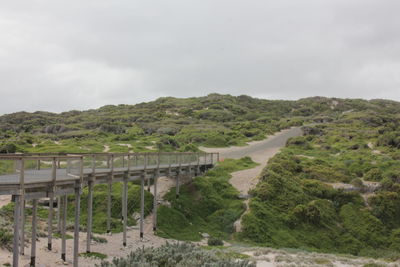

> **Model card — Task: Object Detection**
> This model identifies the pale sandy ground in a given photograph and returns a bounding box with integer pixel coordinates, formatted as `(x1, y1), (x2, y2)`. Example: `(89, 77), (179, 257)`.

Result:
(102, 145), (110, 153)
(0, 195), (11, 208)
(242, 249), (399, 267)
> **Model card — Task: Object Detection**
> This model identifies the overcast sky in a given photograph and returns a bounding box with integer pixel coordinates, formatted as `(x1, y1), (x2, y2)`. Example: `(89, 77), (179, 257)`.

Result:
(0, 0), (399, 115)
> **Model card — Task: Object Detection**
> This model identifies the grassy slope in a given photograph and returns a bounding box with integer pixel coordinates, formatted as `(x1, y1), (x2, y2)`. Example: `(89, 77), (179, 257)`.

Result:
(3, 95), (400, 154)
(156, 157), (258, 241)
(241, 111), (400, 259)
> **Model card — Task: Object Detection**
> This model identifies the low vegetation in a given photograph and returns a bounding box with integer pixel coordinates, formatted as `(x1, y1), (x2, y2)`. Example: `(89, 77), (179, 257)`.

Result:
(156, 157), (257, 241)
(97, 242), (256, 267)
(241, 110), (400, 259)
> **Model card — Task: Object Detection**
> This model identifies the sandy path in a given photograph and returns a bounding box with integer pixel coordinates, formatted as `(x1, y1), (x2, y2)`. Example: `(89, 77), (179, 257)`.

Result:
(202, 127), (302, 232)
(202, 127), (302, 196)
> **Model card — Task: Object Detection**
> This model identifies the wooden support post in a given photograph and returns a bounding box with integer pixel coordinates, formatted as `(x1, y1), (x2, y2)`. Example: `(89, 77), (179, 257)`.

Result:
(122, 175), (128, 246)
(61, 195), (67, 262)
(196, 152), (200, 175)
(86, 181), (93, 253)
(48, 157), (57, 250)
(176, 154), (181, 198)
(73, 184), (81, 267)
(30, 199), (38, 267)
(153, 173), (158, 232)
(20, 199), (25, 255)
(13, 195), (21, 267)
(57, 196), (61, 233)
(176, 173), (180, 198)
(140, 173), (145, 239)
(107, 155), (114, 234)
(107, 181), (112, 234)
(147, 171), (151, 192)
(18, 158), (25, 258)
(168, 153), (172, 176)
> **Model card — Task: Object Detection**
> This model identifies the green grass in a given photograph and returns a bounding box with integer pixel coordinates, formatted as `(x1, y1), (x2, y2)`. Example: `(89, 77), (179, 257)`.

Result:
(53, 232), (73, 239)
(156, 157), (257, 241)
(79, 252), (107, 260)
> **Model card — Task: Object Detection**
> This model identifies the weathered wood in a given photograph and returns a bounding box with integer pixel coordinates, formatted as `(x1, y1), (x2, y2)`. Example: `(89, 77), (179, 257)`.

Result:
(61, 195), (67, 262)
(56, 196), (61, 233)
(140, 173), (145, 239)
(122, 175), (128, 246)
(153, 172), (158, 232)
(13, 195), (21, 267)
(20, 199), (25, 255)
(73, 184), (81, 267)
(48, 194), (54, 250)
(107, 181), (112, 234)
(30, 199), (38, 267)
(86, 180), (93, 253)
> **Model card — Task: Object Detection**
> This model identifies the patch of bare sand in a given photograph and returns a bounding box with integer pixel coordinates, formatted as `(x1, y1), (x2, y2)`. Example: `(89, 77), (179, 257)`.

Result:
(103, 145), (110, 152)
(0, 195), (11, 208)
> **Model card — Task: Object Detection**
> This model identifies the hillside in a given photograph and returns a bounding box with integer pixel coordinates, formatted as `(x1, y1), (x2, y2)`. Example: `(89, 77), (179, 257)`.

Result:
(1, 94), (400, 154)
(241, 109), (400, 258)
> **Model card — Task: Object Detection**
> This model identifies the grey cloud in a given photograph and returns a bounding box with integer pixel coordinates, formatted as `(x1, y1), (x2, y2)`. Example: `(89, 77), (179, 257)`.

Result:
(0, 0), (399, 114)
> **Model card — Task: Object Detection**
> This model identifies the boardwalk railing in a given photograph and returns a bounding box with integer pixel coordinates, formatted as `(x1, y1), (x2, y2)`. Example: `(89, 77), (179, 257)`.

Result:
(0, 152), (219, 267)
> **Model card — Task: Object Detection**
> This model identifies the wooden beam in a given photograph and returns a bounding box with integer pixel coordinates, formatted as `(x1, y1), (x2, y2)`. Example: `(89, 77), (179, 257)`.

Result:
(20, 199), (25, 255)
(48, 194), (54, 250)
(61, 195), (67, 262)
(12, 195), (21, 267)
(86, 180), (93, 253)
(122, 175), (128, 246)
(73, 184), (81, 267)
(153, 172), (158, 232)
(30, 199), (38, 267)
(140, 173), (145, 239)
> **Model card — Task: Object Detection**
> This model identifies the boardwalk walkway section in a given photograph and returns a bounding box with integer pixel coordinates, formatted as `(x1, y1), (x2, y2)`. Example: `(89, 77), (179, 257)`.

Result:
(0, 152), (218, 267)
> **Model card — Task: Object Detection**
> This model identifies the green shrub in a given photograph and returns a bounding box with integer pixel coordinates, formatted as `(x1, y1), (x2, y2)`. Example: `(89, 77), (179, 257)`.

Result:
(207, 237), (224, 246)
(97, 242), (256, 267)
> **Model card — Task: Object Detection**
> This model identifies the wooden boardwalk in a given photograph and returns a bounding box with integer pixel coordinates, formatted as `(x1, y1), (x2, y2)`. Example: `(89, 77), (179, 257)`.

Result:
(0, 152), (218, 267)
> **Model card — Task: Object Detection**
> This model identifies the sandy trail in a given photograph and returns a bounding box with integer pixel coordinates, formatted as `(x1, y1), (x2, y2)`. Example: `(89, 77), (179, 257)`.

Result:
(202, 127), (302, 196)
(202, 127), (302, 232)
